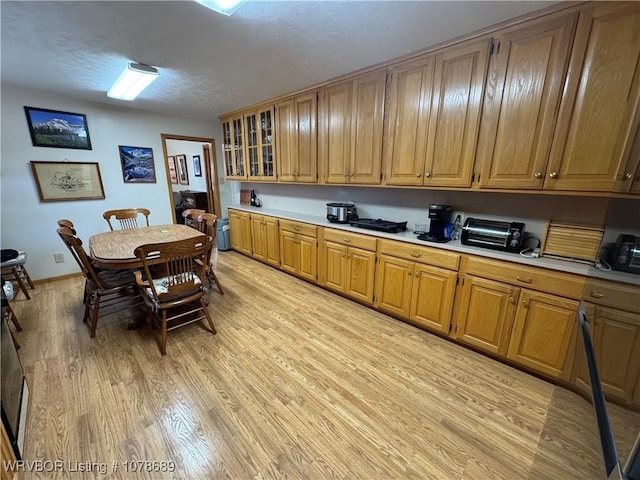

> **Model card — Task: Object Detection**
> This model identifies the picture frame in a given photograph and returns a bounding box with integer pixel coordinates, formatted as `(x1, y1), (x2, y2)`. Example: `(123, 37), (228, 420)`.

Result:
(30, 161), (105, 202)
(118, 145), (156, 183)
(24, 106), (92, 150)
(168, 155), (178, 184)
(193, 155), (202, 177)
(176, 154), (189, 185)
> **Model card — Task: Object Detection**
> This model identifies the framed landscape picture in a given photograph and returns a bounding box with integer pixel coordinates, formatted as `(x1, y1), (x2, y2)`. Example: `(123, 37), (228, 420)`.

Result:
(168, 155), (178, 184)
(193, 155), (202, 177)
(176, 154), (189, 185)
(30, 161), (105, 202)
(24, 106), (92, 150)
(118, 145), (156, 183)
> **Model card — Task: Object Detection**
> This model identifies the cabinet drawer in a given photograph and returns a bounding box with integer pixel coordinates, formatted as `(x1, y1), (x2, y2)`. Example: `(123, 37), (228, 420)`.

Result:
(324, 229), (377, 251)
(378, 239), (459, 271)
(279, 219), (317, 238)
(584, 279), (640, 314)
(461, 256), (584, 299)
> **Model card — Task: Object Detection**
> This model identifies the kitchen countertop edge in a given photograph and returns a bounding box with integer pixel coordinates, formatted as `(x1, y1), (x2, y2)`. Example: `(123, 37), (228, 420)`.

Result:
(227, 205), (640, 286)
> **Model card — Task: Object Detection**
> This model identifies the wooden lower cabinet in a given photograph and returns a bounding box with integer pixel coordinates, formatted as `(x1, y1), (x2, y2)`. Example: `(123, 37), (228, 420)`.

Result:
(321, 241), (376, 304)
(280, 230), (317, 282)
(574, 304), (640, 404)
(453, 275), (519, 356)
(375, 254), (456, 334)
(250, 214), (280, 267)
(506, 290), (578, 381)
(229, 209), (252, 255)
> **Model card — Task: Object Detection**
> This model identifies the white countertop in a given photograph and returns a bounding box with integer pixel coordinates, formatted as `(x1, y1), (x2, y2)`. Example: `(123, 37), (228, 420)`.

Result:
(228, 205), (640, 286)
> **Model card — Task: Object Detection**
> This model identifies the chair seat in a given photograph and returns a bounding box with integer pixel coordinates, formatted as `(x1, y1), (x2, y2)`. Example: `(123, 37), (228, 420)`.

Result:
(2, 281), (14, 302)
(1, 251), (26, 268)
(96, 268), (138, 288)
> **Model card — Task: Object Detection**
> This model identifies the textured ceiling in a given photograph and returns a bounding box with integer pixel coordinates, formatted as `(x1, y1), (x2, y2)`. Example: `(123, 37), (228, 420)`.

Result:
(1, 1), (557, 121)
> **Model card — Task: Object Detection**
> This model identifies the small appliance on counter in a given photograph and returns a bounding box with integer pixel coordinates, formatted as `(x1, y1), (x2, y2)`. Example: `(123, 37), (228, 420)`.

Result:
(349, 218), (407, 233)
(611, 234), (640, 273)
(326, 202), (358, 224)
(461, 218), (525, 252)
(418, 204), (452, 243)
(250, 189), (262, 207)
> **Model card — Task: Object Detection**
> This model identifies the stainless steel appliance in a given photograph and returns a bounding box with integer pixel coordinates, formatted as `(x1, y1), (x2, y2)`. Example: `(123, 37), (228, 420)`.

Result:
(461, 218), (525, 252)
(326, 202), (358, 224)
(422, 204), (452, 243)
(612, 234), (640, 273)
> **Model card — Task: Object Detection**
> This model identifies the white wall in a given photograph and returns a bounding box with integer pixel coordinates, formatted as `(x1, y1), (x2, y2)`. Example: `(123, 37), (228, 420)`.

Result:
(166, 139), (208, 193)
(0, 85), (219, 280)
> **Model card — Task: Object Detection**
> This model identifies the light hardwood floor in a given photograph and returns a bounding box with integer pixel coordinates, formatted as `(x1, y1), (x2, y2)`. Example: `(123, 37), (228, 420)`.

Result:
(8, 250), (640, 479)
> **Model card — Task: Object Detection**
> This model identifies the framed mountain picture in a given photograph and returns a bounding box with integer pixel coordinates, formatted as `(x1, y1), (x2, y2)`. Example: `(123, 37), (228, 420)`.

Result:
(24, 106), (92, 150)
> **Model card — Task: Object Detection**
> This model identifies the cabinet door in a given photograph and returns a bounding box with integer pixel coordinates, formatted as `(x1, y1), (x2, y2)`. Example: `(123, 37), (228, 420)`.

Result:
(546, 2), (640, 191)
(323, 240), (347, 292)
(594, 306), (640, 402)
(349, 70), (386, 185)
(320, 81), (351, 184)
(280, 230), (298, 275)
(410, 264), (457, 334)
(295, 92), (318, 183)
(263, 216), (280, 267)
(374, 255), (413, 318)
(507, 290), (578, 380)
(259, 107), (276, 181)
(476, 14), (577, 189)
(423, 38), (490, 187)
(246, 112), (261, 180)
(345, 247), (376, 304)
(383, 56), (435, 185)
(297, 234), (317, 282)
(229, 211), (251, 255)
(454, 276), (519, 356)
(275, 98), (296, 182)
(250, 215), (266, 261)
(221, 115), (247, 179)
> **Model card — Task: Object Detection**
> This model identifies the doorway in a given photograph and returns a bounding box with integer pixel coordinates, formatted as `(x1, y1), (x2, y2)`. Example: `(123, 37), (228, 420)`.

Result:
(161, 133), (222, 223)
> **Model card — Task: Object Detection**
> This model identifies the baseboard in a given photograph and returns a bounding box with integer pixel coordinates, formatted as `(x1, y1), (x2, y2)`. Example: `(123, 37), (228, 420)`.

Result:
(32, 272), (83, 285)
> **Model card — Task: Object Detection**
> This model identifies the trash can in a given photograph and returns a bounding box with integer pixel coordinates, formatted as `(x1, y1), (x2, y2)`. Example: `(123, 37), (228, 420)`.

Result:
(216, 217), (231, 251)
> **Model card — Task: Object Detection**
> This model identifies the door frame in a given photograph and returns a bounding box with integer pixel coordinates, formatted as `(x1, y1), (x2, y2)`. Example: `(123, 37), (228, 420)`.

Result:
(161, 133), (222, 222)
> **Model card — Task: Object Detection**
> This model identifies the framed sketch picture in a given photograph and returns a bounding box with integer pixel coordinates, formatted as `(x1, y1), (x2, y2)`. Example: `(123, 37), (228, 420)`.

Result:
(118, 145), (156, 183)
(30, 161), (105, 202)
(168, 155), (178, 184)
(193, 155), (202, 177)
(24, 106), (92, 150)
(176, 154), (189, 185)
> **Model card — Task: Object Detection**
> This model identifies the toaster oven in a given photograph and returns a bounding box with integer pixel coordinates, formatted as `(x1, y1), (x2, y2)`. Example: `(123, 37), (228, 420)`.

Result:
(461, 218), (525, 253)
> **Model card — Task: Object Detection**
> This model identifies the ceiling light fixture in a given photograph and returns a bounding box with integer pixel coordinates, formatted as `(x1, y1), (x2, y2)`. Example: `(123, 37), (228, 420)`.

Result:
(195, 0), (247, 16)
(107, 63), (159, 101)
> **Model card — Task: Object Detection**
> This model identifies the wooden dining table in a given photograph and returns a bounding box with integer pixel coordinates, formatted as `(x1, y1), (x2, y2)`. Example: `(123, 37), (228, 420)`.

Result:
(89, 224), (204, 269)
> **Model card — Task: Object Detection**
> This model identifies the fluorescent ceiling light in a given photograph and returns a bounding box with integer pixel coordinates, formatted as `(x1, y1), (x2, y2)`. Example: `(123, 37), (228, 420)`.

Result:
(195, 0), (247, 16)
(107, 63), (159, 101)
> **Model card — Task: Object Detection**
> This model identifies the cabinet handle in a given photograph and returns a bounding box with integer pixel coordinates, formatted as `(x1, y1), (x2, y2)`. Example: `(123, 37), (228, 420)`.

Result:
(342, 253), (346, 257)
(414, 272), (419, 277)
(416, 173), (422, 177)
(516, 276), (532, 283)
(509, 296), (515, 304)
(294, 227), (300, 232)
(549, 172), (558, 178)
(425, 172), (431, 178)
(522, 299), (529, 308)
(407, 270), (412, 276)
(410, 252), (421, 258)
(534, 172), (542, 178)
(625, 172), (633, 180)
(590, 291), (604, 299)
(343, 238), (351, 243)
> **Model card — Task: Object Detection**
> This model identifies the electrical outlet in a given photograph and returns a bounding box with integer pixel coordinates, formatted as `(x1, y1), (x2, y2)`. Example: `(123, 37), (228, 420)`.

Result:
(53, 252), (65, 263)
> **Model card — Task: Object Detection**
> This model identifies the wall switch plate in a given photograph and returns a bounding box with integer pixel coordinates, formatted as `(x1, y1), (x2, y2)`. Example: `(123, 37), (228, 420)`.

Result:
(53, 252), (65, 263)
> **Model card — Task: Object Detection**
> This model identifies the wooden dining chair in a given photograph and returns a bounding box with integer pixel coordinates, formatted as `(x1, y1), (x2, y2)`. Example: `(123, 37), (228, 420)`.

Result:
(181, 209), (206, 228)
(57, 218), (77, 234)
(191, 213), (224, 295)
(57, 226), (141, 337)
(1, 249), (35, 300)
(103, 208), (151, 231)
(134, 234), (216, 355)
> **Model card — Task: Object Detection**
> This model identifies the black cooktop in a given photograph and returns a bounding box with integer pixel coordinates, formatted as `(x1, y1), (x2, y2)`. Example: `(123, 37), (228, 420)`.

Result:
(349, 218), (407, 233)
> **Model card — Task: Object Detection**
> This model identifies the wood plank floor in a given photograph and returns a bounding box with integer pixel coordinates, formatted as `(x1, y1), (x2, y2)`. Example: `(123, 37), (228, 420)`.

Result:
(8, 250), (640, 479)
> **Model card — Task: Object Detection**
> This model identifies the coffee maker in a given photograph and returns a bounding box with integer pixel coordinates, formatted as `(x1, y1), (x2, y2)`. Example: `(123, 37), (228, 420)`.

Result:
(421, 204), (452, 243)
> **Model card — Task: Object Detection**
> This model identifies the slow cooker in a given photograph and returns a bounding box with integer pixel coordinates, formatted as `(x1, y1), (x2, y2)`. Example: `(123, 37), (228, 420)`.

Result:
(326, 202), (358, 224)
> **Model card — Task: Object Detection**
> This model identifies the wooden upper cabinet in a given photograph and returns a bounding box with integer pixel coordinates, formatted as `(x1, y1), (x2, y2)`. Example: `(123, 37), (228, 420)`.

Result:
(476, 13), (578, 189)
(221, 114), (247, 180)
(546, 2), (640, 191)
(423, 38), (491, 187)
(384, 38), (489, 187)
(320, 70), (386, 185)
(276, 91), (318, 183)
(246, 106), (276, 181)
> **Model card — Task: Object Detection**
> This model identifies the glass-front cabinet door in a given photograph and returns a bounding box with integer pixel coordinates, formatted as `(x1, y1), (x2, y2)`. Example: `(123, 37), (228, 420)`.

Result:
(220, 114), (247, 180)
(246, 105), (276, 181)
